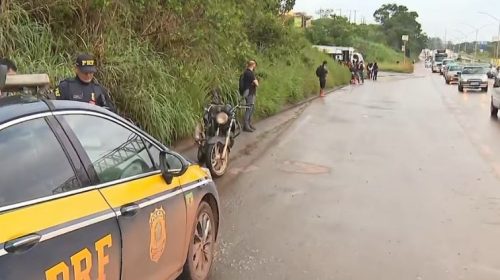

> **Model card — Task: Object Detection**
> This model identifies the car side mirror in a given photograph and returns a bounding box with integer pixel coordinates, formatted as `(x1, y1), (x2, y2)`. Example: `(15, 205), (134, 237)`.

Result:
(159, 151), (188, 184)
(0, 65), (7, 90)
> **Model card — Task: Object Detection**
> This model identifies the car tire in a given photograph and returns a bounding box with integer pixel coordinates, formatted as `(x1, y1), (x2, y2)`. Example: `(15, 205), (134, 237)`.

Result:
(180, 201), (217, 280)
(482, 87), (488, 92)
(446, 79), (450, 84)
(458, 85), (464, 92)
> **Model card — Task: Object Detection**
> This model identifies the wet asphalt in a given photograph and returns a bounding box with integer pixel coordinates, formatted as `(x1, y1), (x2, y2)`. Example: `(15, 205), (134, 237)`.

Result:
(208, 64), (500, 280)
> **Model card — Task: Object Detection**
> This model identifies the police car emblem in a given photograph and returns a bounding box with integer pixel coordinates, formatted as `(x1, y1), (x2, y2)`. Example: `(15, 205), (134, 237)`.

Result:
(149, 207), (167, 263)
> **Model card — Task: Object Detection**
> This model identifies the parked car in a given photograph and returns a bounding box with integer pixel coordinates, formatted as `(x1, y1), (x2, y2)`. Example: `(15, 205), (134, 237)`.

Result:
(458, 65), (489, 92)
(444, 64), (462, 84)
(0, 71), (220, 280)
(492, 74), (500, 117)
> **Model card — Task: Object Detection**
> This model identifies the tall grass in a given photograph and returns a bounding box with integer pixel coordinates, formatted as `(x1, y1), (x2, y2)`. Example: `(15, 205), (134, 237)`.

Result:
(378, 63), (414, 73)
(1, 1), (350, 144)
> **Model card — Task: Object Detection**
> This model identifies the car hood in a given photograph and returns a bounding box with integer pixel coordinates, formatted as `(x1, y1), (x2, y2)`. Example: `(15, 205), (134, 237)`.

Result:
(462, 74), (487, 80)
(448, 70), (460, 75)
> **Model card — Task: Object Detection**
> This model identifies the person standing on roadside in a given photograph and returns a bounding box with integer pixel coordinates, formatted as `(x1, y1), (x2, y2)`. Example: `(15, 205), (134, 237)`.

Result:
(240, 60), (259, 132)
(372, 62), (379, 81)
(55, 53), (115, 111)
(316, 60), (328, 97)
(358, 61), (365, 84)
(367, 62), (373, 79)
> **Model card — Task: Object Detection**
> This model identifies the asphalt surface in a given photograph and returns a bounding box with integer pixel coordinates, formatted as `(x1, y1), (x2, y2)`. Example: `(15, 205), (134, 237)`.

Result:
(205, 64), (500, 280)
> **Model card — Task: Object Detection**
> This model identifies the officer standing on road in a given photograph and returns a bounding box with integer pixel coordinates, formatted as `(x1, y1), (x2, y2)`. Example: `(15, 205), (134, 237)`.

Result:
(240, 60), (259, 132)
(55, 53), (114, 111)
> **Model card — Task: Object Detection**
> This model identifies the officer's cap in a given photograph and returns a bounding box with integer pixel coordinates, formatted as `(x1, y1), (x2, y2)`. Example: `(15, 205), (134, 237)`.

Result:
(76, 53), (97, 73)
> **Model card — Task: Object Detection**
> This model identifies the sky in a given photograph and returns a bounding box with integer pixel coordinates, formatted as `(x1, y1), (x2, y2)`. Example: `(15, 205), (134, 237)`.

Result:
(294, 0), (500, 42)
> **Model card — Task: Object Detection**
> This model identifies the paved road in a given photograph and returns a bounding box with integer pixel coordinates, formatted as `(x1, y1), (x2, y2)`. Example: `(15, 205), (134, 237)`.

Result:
(210, 65), (500, 280)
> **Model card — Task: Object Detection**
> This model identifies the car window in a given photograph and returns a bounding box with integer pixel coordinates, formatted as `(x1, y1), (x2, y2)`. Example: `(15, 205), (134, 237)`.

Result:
(0, 118), (81, 208)
(62, 114), (155, 184)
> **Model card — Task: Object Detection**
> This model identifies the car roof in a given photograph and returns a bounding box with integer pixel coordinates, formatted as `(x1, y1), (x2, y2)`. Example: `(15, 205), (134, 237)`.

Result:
(0, 95), (119, 126)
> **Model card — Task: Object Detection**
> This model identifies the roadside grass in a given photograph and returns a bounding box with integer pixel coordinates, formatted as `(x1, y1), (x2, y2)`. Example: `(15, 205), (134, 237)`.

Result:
(378, 62), (414, 73)
(352, 38), (414, 73)
(0, 2), (351, 144)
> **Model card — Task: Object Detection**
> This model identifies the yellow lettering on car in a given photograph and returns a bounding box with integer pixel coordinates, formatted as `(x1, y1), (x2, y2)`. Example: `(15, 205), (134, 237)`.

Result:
(95, 234), (112, 280)
(45, 262), (70, 280)
(70, 248), (92, 280)
(44, 234), (112, 280)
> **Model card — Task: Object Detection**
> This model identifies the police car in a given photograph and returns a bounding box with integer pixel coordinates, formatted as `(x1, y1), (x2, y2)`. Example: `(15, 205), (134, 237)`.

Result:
(0, 68), (220, 280)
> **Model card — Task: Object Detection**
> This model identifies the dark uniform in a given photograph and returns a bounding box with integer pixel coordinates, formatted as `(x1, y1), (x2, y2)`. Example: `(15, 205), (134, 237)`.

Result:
(55, 53), (115, 111)
(55, 77), (113, 109)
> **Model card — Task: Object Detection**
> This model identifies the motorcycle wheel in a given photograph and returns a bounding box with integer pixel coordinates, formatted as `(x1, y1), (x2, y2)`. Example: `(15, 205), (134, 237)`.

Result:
(206, 142), (229, 178)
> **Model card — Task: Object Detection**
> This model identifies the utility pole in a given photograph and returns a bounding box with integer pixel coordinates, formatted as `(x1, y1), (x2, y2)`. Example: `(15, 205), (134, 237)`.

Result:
(444, 29), (447, 49)
(354, 10), (357, 24)
(349, 10), (352, 23)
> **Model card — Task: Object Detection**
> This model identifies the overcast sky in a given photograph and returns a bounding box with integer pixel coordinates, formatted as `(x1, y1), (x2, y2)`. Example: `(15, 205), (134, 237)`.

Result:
(294, 0), (500, 42)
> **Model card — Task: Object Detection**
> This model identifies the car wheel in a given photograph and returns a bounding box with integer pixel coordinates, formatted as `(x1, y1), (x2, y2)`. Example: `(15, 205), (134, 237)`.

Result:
(482, 87), (488, 92)
(492, 99), (499, 117)
(446, 79), (450, 84)
(458, 85), (464, 92)
(181, 201), (217, 280)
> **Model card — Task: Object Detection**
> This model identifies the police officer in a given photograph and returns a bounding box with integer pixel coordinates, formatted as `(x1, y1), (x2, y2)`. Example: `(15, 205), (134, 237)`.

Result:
(55, 53), (114, 111)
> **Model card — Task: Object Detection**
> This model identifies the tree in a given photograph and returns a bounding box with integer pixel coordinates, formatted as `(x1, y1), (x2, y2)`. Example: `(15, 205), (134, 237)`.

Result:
(373, 3), (426, 56)
(306, 16), (354, 46)
(279, 0), (295, 14)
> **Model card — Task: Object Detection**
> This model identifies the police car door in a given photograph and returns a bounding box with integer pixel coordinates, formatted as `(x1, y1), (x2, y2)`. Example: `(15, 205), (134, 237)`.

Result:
(57, 112), (188, 279)
(0, 115), (121, 280)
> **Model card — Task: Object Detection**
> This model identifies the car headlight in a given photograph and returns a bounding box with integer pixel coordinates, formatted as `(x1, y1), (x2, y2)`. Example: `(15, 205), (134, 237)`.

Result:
(216, 112), (229, 125)
(482, 77), (488, 82)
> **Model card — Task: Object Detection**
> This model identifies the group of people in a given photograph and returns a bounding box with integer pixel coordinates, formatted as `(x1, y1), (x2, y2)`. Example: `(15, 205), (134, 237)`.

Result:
(315, 58), (381, 97)
(0, 53), (115, 111)
(347, 60), (379, 84)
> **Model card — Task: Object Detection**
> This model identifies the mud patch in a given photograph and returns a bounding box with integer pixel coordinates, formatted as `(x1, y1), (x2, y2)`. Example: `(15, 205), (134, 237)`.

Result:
(278, 160), (331, 174)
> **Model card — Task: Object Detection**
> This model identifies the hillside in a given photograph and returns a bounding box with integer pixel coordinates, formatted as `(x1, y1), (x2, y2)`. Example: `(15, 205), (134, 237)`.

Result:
(0, 0), (350, 143)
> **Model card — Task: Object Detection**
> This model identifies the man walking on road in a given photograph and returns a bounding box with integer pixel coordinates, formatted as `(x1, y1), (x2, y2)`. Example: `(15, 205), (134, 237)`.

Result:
(316, 60), (328, 97)
(240, 60), (259, 132)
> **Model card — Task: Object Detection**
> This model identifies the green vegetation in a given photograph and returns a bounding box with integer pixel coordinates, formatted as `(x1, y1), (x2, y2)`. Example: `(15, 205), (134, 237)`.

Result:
(306, 3), (427, 71)
(0, 0), (350, 144)
(378, 63), (414, 73)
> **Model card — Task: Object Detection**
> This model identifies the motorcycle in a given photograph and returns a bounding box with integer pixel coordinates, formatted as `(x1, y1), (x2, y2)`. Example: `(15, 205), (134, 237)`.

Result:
(194, 91), (246, 177)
